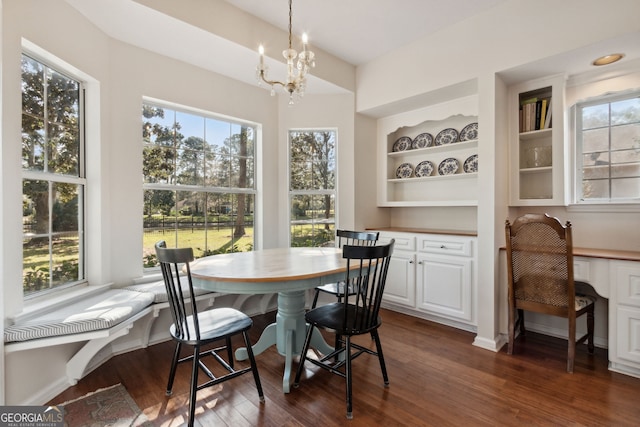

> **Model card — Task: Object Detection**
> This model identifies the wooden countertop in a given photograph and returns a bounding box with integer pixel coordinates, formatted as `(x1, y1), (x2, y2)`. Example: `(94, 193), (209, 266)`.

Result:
(367, 227), (477, 237)
(573, 247), (640, 262)
(369, 228), (639, 261)
(498, 246), (640, 262)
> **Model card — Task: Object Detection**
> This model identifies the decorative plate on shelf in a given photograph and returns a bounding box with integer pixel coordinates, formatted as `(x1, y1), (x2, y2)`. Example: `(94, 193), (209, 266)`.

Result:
(434, 128), (459, 146)
(411, 133), (433, 149)
(396, 162), (414, 179)
(414, 160), (435, 177)
(438, 158), (459, 175)
(463, 154), (478, 173)
(392, 136), (412, 152)
(459, 122), (479, 141)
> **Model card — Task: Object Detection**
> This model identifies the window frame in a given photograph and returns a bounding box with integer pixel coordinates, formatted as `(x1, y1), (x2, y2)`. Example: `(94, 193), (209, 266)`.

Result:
(21, 52), (87, 298)
(572, 89), (640, 209)
(141, 99), (258, 268)
(287, 128), (338, 247)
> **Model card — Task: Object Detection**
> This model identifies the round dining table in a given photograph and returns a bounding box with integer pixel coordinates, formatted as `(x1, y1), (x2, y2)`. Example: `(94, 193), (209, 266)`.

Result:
(189, 246), (350, 393)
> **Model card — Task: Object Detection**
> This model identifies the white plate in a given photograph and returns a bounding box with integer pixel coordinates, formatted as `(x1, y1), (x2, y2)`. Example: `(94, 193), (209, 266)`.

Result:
(438, 158), (459, 175)
(392, 136), (412, 152)
(459, 123), (478, 141)
(414, 160), (434, 177)
(463, 154), (478, 173)
(411, 133), (433, 149)
(435, 128), (459, 146)
(396, 162), (413, 178)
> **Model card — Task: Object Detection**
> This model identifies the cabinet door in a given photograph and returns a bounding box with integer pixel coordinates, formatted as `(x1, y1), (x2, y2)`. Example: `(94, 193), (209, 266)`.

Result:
(382, 251), (416, 308)
(416, 254), (472, 322)
(612, 262), (640, 365)
(616, 306), (640, 364)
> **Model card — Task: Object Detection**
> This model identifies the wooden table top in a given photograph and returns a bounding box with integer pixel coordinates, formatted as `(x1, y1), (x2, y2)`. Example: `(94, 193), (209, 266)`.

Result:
(190, 247), (347, 283)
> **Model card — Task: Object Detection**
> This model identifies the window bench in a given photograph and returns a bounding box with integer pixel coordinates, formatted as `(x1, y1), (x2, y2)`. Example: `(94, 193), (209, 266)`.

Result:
(4, 283), (218, 385)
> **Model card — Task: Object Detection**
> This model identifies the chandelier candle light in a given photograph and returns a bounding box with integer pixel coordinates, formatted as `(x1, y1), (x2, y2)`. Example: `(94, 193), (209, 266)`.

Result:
(257, 0), (315, 104)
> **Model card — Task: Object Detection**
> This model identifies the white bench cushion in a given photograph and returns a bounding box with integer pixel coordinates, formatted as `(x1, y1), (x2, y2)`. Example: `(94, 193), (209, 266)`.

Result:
(124, 280), (214, 303)
(4, 289), (155, 343)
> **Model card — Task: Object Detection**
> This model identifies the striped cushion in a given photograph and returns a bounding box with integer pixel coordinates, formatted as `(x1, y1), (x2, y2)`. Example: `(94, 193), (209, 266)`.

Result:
(124, 280), (214, 303)
(4, 289), (154, 343)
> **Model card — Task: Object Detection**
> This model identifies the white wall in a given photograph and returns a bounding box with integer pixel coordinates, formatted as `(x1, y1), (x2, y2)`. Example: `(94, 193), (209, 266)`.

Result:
(354, 113), (389, 230)
(356, 0), (640, 114)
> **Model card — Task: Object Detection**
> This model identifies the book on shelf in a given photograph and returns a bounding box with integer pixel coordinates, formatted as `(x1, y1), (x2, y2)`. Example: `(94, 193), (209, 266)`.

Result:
(543, 97), (552, 129)
(520, 97), (537, 132)
(535, 100), (542, 130)
(540, 98), (549, 129)
(519, 96), (551, 132)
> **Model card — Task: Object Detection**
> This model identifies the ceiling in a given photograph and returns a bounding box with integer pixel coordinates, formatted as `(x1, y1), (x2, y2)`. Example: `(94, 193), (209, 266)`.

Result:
(64, 0), (640, 98)
(222, 0), (507, 66)
(64, 0), (509, 94)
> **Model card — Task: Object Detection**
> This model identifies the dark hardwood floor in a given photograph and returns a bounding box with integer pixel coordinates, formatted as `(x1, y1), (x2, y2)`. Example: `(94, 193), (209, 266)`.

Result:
(49, 309), (640, 426)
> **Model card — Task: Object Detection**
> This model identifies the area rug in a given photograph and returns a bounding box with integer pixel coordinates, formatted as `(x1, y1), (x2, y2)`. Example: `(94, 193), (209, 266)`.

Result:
(60, 383), (152, 427)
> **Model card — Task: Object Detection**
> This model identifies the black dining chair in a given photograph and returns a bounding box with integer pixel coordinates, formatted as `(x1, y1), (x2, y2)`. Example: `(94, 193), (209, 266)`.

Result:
(310, 229), (380, 308)
(294, 240), (395, 419)
(155, 241), (264, 427)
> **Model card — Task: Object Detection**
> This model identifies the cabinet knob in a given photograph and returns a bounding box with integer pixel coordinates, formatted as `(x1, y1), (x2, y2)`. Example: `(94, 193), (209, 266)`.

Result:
(440, 245), (446, 249)
(409, 260), (414, 264)
(418, 261), (423, 265)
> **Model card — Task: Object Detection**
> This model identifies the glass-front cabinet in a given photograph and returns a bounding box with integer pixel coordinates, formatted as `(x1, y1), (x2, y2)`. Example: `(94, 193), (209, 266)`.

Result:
(508, 74), (567, 206)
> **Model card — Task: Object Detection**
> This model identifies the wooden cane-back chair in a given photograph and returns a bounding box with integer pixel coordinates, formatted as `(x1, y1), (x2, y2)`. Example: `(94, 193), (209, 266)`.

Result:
(505, 214), (595, 373)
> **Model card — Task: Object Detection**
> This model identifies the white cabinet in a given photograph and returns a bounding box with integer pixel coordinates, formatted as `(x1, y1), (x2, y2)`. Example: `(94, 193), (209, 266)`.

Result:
(508, 74), (567, 206)
(416, 235), (474, 323)
(609, 261), (640, 376)
(376, 230), (477, 331)
(383, 237), (416, 308)
(377, 95), (479, 207)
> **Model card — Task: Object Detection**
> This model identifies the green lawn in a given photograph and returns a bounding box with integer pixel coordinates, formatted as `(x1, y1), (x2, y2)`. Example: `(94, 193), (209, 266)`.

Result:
(23, 222), (334, 288)
(143, 227), (254, 266)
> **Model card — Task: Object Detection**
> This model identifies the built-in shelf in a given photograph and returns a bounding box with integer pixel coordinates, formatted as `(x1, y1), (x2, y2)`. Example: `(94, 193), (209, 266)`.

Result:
(389, 172), (477, 183)
(508, 74), (567, 206)
(388, 139), (477, 157)
(377, 97), (480, 207)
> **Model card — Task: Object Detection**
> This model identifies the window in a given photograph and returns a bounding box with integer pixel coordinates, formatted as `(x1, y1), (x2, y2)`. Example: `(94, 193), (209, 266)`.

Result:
(142, 102), (256, 267)
(21, 54), (85, 295)
(289, 130), (336, 247)
(575, 91), (640, 204)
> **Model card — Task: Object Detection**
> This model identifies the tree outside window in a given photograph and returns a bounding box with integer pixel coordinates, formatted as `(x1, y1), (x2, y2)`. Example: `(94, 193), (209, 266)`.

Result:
(21, 54), (84, 295)
(289, 130), (336, 247)
(142, 103), (256, 267)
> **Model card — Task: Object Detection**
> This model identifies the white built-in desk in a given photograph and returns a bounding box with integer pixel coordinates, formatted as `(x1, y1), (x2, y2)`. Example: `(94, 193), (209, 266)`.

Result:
(568, 247), (640, 378)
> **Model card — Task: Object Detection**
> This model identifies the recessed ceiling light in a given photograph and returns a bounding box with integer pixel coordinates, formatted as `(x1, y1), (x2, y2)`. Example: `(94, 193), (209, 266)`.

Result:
(592, 53), (625, 66)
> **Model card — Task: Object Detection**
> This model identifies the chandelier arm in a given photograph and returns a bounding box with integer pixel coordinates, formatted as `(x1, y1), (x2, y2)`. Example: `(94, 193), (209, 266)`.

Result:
(258, 70), (286, 88)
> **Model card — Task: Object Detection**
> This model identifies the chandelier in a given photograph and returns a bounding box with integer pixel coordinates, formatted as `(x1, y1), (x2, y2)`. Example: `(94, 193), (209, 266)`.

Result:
(256, 0), (315, 104)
